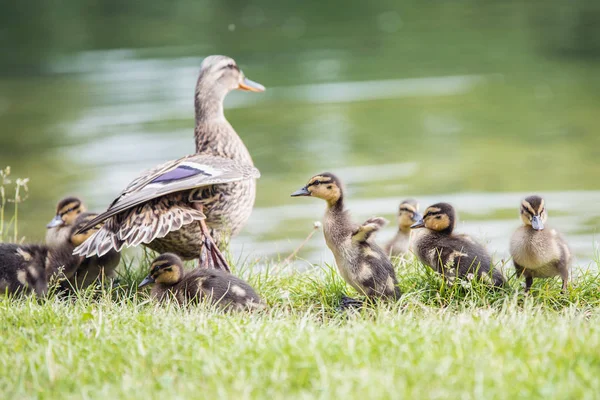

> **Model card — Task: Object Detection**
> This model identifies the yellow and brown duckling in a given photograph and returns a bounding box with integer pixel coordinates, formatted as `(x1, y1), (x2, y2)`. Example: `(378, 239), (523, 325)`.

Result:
(46, 197), (121, 290)
(291, 173), (401, 306)
(410, 202), (505, 287)
(74, 56), (264, 272)
(509, 195), (571, 293)
(45, 196), (86, 249)
(139, 253), (264, 311)
(385, 199), (421, 259)
(63, 212), (121, 290)
(0, 215), (92, 297)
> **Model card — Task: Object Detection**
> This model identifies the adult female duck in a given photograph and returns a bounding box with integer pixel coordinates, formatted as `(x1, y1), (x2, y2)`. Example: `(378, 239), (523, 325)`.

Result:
(74, 56), (264, 271)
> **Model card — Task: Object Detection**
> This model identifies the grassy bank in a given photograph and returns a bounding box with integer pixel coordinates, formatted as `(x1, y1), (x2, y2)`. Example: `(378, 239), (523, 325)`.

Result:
(1, 256), (599, 400)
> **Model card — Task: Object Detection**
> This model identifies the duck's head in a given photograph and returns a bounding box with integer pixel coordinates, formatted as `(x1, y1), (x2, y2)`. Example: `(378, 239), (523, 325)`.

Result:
(410, 202), (456, 234)
(197, 55), (265, 97)
(139, 253), (184, 288)
(46, 197), (86, 229)
(397, 199), (421, 231)
(69, 213), (101, 246)
(291, 173), (343, 206)
(520, 195), (547, 231)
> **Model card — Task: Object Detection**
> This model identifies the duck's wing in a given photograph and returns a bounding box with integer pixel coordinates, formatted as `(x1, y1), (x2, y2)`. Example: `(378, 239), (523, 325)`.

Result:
(352, 217), (388, 243)
(76, 154), (260, 234)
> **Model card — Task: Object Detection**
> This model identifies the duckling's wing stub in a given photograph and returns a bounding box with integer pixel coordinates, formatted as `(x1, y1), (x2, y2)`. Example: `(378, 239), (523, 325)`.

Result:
(76, 155), (259, 234)
(352, 217), (388, 243)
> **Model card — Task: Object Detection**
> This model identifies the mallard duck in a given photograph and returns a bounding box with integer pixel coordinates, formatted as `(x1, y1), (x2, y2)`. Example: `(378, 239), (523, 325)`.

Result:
(291, 173), (401, 305)
(509, 195), (571, 292)
(138, 253), (264, 310)
(0, 215), (91, 297)
(46, 198), (121, 290)
(73, 56), (264, 272)
(45, 196), (86, 249)
(385, 198), (421, 258)
(410, 202), (505, 287)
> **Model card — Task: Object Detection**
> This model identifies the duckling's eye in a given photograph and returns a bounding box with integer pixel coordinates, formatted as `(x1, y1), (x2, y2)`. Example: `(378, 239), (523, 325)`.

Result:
(313, 180), (321, 186)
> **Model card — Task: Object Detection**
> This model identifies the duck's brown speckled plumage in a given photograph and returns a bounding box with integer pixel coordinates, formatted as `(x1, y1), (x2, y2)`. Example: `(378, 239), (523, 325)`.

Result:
(73, 56), (263, 262)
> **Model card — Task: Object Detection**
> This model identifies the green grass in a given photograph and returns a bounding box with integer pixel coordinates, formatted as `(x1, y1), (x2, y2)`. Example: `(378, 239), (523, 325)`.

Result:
(1, 254), (599, 400)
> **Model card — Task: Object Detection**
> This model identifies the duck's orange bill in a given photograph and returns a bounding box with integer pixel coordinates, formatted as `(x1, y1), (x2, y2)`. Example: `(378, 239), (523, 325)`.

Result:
(238, 77), (265, 92)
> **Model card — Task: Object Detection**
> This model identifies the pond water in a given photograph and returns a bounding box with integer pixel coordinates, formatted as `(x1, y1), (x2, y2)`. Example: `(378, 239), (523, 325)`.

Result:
(1, 0), (599, 268)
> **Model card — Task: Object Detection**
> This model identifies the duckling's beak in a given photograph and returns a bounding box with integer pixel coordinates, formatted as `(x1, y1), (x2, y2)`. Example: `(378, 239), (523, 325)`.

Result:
(410, 217), (425, 229)
(46, 215), (64, 229)
(412, 212), (423, 224)
(531, 215), (544, 231)
(291, 186), (311, 197)
(238, 75), (265, 92)
(138, 275), (155, 288)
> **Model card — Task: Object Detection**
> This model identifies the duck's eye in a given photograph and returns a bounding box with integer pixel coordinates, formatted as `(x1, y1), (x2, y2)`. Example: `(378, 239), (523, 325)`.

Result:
(313, 180), (321, 186)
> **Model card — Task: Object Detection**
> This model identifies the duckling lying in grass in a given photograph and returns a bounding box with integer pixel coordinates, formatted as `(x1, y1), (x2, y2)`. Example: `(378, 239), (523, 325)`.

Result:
(385, 198), (421, 259)
(510, 195), (571, 293)
(0, 215), (91, 297)
(138, 253), (264, 311)
(291, 173), (401, 307)
(46, 197), (121, 290)
(410, 202), (505, 287)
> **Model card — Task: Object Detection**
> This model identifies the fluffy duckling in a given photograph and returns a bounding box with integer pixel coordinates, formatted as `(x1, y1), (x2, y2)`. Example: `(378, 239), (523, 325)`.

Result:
(46, 198), (121, 289)
(385, 199), (421, 258)
(0, 218), (88, 297)
(139, 253), (264, 311)
(291, 173), (401, 303)
(509, 195), (571, 292)
(45, 196), (86, 249)
(411, 202), (505, 287)
(62, 212), (121, 290)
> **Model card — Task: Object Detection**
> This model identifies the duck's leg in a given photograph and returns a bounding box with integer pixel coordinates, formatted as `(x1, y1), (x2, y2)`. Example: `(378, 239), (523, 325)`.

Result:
(524, 276), (533, 293)
(192, 203), (231, 273)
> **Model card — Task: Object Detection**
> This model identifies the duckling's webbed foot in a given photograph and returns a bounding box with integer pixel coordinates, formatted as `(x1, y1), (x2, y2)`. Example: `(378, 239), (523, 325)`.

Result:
(338, 296), (364, 311)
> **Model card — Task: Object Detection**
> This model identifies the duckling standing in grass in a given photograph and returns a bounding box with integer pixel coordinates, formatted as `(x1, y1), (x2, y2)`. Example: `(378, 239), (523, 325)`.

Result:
(139, 253), (264, 311)
(509, 195), (571, 293)
(411, 202), (505, 287)
(385, 199), (421, 259)
(291, 173), (401, 305)
(46, 198), (121, 290)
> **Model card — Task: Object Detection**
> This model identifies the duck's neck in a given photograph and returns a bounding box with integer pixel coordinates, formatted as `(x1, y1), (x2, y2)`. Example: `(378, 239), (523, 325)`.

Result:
(195, 89), (225, 123)
(193, 84), (251, 162)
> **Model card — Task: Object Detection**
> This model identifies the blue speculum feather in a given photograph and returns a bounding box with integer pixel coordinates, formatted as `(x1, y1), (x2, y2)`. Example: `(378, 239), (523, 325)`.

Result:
(150, 165), (211, 184)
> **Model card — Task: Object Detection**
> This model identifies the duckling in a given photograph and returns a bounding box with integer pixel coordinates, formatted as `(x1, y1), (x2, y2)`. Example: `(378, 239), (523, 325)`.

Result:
(62, 212), (121, 290)
(138, 253), (264, 311)
(385, 199), (421, 258)
(291, 173), (401, 304)
(0, 218), (88, 297)
(509, 195), (571, 293)
(46, 198), (121, 290)
(410, 202), (505, 287)
(0, 244), (50, 296)
(45, 196), (86, 249)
